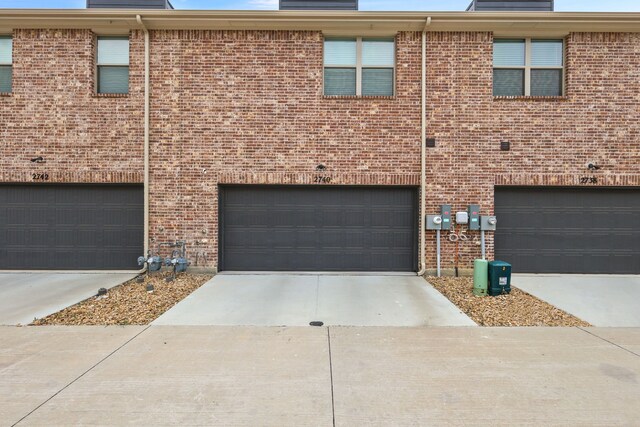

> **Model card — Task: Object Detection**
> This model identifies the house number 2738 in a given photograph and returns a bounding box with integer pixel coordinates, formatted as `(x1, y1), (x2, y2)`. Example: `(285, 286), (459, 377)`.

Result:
(579, 176), (598, 184)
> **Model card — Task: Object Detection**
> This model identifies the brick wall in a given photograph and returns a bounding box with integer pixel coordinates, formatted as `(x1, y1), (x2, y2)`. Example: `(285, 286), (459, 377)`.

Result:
(2, 28), (638, 271)
(0, 29), (145, 184)
(148, 30), (422, 266)
(425, 31), (640, 270)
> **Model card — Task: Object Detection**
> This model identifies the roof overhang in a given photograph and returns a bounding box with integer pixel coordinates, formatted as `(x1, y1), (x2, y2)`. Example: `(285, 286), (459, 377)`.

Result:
(0, 10), (639, 37)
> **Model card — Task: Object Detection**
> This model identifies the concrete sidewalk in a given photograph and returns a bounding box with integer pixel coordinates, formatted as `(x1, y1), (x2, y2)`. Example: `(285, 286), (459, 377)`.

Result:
(154, 274), (475, 327)
(1, 326), (639, 426)
(0, 326), (146, 426)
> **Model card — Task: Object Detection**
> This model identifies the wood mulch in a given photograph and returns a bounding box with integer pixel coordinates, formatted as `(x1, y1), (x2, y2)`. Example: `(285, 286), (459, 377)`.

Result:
(426, 276), (591, 327)
(31, 272), (213, 326)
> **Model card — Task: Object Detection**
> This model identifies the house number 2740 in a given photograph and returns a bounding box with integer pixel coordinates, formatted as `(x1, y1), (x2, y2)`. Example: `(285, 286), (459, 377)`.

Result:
(314, 176), (332, 184)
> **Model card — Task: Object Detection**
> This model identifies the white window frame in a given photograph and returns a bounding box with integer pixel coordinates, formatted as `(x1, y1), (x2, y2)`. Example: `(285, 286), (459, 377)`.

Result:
(323, 37), (396, 97)
(96, 35), (130, 94)
(493, 38), (564, 97)
(0, 35), (12, 93)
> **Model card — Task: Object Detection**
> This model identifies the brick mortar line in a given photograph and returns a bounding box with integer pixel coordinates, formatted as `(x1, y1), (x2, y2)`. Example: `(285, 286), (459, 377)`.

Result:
(12, 325), (152, 427)
(577, 326), (640, 359)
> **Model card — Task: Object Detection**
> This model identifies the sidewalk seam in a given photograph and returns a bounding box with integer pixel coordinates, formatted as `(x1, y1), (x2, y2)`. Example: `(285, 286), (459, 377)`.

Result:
(12, 325), (152, 427)
(327, 327), (336, 427)
(577, 327), (640, 359)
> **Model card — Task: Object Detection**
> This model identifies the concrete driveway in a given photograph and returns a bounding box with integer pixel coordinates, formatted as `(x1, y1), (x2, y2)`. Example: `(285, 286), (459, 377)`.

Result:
(2, 326), (640, 426)
(514, 274), (640, 327)
(154, 274), (475, 327)
(0, 273), (135, 325)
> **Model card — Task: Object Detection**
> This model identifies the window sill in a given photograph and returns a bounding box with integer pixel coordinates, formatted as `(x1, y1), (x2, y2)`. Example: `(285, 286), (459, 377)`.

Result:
(493, 95), (567, 102)
(0, 92), (12, 97)
(322, 95), (396, 100)
(92, 93), (130, 98)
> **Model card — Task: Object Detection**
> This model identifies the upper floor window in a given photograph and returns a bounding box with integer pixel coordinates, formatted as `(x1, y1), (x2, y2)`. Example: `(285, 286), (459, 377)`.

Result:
(493, 38), (564, 97)
(0, 36), (12, 93)
(97, 36), (129, 94)
(324, 37), (395, 97)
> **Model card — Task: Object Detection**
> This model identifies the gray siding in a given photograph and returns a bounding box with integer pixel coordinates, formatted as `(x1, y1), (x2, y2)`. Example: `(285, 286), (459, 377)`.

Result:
(279, 0), (358, 10)
(467, 0), (553, 11)
(87, 0), (173, 9)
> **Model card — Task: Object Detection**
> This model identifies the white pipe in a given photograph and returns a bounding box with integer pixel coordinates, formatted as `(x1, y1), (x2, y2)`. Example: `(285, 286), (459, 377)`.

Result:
(481, 230), (486, 260)
(137, 14), (150, 261)
(417, 16), (431, 277)
(436, 229), (441, 277)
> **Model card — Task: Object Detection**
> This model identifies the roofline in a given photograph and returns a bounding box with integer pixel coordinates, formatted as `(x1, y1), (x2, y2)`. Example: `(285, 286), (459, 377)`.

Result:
(1, 10), (639, 36)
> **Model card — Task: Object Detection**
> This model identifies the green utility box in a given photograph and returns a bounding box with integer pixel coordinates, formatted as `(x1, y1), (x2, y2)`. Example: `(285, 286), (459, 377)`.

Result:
(488, 260), (511, 296)
(473, 259), (488, 296)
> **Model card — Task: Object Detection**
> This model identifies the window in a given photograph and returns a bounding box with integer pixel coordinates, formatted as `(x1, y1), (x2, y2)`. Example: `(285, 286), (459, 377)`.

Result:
(0, 36), (12, 93)
(493, 39), (564, 97)
(324, 37), (395, 97)
(97, 36), (129, 94)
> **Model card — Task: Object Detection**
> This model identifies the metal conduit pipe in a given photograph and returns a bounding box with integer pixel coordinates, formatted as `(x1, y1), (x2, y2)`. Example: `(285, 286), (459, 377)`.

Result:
(137, 14), (150, 268)
(417, 16), (431, 277)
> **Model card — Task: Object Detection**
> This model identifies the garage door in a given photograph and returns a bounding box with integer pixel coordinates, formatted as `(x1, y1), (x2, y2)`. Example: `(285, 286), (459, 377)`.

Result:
(495, 187), (640, 274)
(0, 184), (143, 270)
(219, 186), (418, 272)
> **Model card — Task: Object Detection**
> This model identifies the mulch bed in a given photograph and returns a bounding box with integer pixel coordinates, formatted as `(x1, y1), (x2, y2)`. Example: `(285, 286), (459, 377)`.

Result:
(32, 272), (213, 326)
(426, 276), (591, 327)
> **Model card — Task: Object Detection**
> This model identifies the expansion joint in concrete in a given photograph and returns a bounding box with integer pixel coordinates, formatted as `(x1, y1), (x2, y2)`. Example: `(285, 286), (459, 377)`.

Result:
(577, 327), (640, 359)
(327, 327), (336, 427)
(12, 325), (152, 426)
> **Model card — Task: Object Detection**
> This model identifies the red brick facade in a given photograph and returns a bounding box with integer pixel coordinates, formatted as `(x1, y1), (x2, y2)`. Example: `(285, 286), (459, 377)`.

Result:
(2, 28), (639, 271)
(425, 31), (640, 269)
(1, 29), (145, 184)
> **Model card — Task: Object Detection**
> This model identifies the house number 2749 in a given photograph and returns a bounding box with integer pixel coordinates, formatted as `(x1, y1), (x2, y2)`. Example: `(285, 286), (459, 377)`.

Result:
(32, 173), (50, 181)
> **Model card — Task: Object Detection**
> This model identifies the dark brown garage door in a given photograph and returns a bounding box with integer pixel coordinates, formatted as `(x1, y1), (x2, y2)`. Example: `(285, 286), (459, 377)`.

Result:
(219, 185), (418, 272)
(0, 184), (143, 270)
(495, 187), (640, 274)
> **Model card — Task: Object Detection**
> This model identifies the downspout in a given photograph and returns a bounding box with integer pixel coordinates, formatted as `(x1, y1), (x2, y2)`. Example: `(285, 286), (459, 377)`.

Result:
(417, 17), (431, 277)
(137, 14), (150, 261)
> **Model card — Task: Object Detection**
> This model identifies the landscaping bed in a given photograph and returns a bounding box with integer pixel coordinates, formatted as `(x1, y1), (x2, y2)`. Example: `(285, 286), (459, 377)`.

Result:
(426, 276), (591, 327)
(32, 272), (213, 326)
